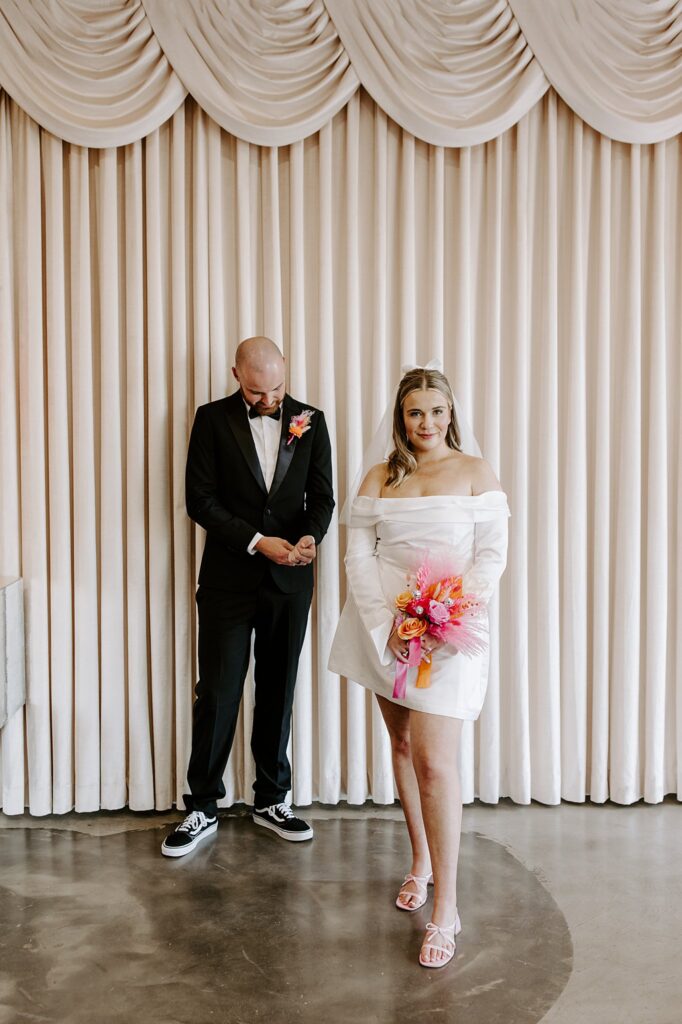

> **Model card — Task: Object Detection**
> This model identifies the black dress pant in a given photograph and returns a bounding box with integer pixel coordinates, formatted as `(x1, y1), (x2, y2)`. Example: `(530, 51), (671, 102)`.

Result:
(184, 576), (313, 817)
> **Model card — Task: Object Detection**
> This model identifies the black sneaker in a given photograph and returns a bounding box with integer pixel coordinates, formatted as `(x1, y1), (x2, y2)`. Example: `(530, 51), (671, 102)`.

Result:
(252, 803), (313, 842)
(161, 810), (218, 857)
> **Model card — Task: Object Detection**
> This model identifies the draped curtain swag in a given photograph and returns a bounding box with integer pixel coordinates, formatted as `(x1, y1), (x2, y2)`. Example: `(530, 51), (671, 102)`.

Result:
(323, 0), (548, 146)
(143, 0), (358, 146)
(511, 0), (682, 144)
(0, 0), (186, 147)
(1, 1), (681, 814)
(1, 1), (682, 147)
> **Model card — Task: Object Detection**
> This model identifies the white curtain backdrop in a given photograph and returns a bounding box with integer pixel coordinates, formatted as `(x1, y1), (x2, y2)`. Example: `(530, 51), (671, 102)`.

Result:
(2, 82), (681, 813)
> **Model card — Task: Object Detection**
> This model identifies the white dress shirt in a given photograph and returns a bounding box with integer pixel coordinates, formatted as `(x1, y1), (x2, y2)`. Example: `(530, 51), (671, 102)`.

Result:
(244, 400), (282, 553)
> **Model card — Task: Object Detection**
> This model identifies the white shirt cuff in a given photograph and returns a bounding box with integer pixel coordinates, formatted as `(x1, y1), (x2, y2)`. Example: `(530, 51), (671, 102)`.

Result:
(248, 532), (264, 555)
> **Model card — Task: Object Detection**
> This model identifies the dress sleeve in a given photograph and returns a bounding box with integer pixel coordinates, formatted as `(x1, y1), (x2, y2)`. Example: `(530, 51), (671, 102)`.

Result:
(461, 512), (509, 604)
(344, 523), (395, 667)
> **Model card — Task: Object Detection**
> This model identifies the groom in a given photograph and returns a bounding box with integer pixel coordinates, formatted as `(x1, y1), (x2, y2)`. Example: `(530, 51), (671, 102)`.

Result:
(162, 337), (334, 857)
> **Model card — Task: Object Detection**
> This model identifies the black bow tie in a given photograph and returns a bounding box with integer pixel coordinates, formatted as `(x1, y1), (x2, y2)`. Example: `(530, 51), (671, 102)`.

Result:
(248, 404), (281, 421)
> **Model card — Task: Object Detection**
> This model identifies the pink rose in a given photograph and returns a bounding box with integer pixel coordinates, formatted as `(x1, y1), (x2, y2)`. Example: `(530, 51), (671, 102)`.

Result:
(428, 600), (449, 625)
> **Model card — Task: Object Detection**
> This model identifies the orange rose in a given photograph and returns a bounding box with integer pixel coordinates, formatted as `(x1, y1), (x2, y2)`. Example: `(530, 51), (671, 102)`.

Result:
(397, 617), (428, 640)
(395, 591), (413, 610)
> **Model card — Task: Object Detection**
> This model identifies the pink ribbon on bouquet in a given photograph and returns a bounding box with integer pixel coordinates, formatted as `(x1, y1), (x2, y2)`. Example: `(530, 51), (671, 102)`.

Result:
(392, 637), (423, 699)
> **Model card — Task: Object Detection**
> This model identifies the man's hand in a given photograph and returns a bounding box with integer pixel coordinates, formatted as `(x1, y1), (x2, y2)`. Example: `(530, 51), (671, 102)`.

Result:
(288, 535), (316, 566)
(255, 536), (295, 565)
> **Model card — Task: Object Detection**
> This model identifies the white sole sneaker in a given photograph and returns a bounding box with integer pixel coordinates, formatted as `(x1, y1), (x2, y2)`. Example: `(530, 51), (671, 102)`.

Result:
(252, 814), (313, 842)
(161, 819), (218, 858)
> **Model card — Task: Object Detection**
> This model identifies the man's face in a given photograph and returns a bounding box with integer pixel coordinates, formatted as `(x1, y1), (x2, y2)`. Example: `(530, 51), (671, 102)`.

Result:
(233, 361), (286, 415)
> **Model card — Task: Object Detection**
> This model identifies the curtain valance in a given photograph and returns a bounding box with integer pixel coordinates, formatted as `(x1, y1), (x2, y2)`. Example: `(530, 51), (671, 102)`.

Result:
(0, 0), (681, 148)
(143, 0), (358, 146)
(511, 0), (682, 144)
(0, 0), (186, 147)
(324, 0), (548, 147)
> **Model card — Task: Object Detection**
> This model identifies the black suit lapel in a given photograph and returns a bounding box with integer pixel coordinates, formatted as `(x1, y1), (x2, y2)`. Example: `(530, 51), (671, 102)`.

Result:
(268, 397), (297, 498)
(224, 393), (268, 494)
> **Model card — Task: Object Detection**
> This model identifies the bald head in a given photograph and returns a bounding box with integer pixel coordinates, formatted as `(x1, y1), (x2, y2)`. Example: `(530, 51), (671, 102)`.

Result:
(235, 336), (284, 371)
(232, 336), (286, 416)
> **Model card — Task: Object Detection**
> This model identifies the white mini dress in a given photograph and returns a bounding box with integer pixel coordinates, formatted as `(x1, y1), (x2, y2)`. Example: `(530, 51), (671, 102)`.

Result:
(328, 492), (510, 720)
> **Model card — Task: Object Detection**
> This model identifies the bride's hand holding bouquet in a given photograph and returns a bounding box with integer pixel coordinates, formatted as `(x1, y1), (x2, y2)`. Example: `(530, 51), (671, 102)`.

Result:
(388, 624), (443, 664)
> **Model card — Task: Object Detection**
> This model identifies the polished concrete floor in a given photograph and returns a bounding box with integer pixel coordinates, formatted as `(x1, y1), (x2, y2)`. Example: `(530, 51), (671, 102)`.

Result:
(0, 800), (680, 1024)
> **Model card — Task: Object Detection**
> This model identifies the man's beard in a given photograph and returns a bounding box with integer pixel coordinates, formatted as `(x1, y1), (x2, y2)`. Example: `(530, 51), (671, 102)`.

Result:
(253, 398), (280, 413)
(241, 386), (282, 415)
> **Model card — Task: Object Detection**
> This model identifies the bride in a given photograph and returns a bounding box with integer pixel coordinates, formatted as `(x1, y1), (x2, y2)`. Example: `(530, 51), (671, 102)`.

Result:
(329, 366), (509, 969)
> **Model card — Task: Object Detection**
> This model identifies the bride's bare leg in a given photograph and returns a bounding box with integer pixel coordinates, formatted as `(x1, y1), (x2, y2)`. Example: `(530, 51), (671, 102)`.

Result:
(376, 695), (431, 907)
(409, 712), (463, 965)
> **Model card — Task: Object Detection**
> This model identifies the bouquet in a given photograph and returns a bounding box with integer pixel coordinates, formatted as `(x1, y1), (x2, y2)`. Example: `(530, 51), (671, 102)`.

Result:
(392, 559), (487, 699)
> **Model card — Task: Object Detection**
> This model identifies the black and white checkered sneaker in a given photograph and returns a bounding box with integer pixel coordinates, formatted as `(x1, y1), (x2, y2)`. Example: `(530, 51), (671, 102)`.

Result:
(252, 803), (313, 842)
(161, 810), (218, 857)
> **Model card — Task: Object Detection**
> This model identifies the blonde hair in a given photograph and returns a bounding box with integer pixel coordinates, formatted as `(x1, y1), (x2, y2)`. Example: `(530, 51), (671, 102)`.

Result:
(384, 368), (461, 488)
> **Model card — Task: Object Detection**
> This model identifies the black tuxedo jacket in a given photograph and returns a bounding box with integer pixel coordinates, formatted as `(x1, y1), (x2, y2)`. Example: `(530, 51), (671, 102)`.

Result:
(186, 391), (335, 593)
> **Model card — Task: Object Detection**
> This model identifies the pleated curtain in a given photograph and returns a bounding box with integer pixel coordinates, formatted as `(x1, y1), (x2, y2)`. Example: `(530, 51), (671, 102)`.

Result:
(2, 86), (680, 812)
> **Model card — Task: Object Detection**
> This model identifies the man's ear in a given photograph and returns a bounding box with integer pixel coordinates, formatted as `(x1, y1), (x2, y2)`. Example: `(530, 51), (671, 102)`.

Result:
(231, 366), (239, 383)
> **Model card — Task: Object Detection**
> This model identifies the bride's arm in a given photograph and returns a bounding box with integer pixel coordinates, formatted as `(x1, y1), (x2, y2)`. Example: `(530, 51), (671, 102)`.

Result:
(461, 460), (509, 602)
(461, 517), (509, 602)
(344, 523), (396, 666)
(343, 464), (396, 666)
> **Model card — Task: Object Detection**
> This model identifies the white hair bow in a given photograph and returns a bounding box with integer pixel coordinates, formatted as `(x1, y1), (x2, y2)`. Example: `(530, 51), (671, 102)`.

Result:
(400, 358), (443, 374)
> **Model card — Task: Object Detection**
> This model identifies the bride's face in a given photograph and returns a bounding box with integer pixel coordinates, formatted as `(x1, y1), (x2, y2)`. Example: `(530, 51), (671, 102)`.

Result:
(402, 388), (451, 452)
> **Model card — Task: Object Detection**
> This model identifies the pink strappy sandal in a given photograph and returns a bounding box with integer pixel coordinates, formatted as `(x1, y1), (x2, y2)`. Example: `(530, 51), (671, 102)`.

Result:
(395, 872), (433, 912)
(419, 912), (462, 968)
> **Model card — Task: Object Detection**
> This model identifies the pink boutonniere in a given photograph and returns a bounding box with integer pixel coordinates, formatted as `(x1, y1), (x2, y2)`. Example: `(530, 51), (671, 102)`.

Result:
(287, 409), (314, 446)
